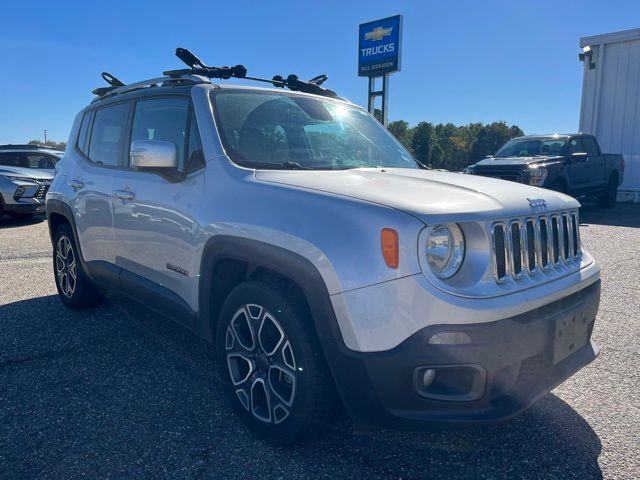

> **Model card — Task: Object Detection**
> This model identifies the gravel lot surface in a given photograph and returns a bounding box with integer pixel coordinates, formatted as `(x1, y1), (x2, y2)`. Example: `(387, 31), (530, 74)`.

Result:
(0, 203), (638, 479)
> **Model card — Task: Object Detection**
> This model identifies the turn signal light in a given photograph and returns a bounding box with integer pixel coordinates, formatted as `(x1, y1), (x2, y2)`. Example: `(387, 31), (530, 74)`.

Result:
(381, 228), (399, 268)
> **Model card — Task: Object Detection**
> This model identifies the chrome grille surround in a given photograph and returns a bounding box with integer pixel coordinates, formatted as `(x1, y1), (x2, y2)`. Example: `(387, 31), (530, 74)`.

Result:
(492, 210), (581, 284)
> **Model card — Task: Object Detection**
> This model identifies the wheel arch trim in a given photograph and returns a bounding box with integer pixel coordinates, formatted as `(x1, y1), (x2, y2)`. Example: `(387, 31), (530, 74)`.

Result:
(198, 235), (344, 345)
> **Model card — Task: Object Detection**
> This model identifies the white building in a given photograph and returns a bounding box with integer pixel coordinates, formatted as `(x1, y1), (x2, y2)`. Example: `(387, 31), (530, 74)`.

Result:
(579, 28), (640, 202)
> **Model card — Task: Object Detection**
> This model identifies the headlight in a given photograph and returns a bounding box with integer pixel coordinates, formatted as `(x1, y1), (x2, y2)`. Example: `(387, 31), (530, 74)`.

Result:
(4, 175), (38, 184)
(528, 167), (547, 186)
(426, 223), (465, 279)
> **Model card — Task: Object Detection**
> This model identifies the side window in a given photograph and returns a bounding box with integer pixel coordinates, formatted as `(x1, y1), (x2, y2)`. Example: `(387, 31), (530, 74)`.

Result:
(185, 110), (205, 172)
(582, 137), (599, 157)
(77, 111), (92, 155)
(130, 98), (189, 168)
(88, 104), (129, 166)
(568, 138), (586, 154)
(26, 154), (57, 169)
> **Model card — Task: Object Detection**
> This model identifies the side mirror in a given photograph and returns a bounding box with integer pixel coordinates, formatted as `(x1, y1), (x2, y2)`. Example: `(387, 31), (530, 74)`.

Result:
(571, 152), (588, 162)
(130, 140), (178, 170)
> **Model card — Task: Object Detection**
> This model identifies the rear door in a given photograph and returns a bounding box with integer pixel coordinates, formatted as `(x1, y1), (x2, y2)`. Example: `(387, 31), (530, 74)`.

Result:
(69, 103), (129, 265)
(581, 136), (606, 190)
(566, 137), (590, 193)
(112, 96), (205, 313)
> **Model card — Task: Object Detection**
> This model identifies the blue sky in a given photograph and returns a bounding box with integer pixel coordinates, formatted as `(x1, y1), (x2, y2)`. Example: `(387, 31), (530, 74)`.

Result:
(0, 0), (638, 144)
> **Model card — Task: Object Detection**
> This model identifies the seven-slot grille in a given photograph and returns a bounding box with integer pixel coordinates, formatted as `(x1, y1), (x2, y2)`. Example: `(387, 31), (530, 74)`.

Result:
(491, 211), (581, 283)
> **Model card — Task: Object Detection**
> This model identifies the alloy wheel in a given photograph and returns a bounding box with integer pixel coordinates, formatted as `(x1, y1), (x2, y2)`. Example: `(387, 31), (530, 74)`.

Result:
(55, 236), (77, 298)
(225, 304), (297, 424)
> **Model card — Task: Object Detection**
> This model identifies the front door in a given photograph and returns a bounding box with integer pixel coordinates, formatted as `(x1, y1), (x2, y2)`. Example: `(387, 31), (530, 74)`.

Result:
(112, 97), (206, 312)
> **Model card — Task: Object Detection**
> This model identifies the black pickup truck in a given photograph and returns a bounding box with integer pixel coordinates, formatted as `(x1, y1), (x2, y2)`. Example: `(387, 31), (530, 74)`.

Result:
(464, 134), (625, 207)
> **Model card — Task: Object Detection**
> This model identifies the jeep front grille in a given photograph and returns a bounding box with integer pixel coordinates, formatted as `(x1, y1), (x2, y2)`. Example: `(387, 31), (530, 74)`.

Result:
(492, 211), (581, 283)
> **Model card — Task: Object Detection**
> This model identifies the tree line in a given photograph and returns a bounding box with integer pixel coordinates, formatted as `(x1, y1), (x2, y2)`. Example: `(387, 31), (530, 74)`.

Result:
(28, 139), (67, 151)
(385, 119), (524, 172)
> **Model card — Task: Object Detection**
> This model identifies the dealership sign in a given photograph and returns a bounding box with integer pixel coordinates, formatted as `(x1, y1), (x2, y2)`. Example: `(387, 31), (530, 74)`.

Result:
(358, 15), (402, 77)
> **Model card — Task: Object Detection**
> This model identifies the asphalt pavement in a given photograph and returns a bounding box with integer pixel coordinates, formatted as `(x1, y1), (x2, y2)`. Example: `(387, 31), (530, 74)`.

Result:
(0, 203), (639, 479)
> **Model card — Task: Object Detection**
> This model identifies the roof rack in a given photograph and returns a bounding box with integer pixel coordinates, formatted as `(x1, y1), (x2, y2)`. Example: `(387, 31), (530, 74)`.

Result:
(92, 48), (339, 100)
(91, 74), (208, 102)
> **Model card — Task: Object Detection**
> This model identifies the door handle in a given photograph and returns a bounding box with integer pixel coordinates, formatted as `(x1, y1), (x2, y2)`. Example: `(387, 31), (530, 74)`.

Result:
(114, 190), (135, 201)
(68, 179), (84, 189)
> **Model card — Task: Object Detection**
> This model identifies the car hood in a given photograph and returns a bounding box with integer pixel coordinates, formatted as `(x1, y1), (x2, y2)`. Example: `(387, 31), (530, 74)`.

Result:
(0, 166), (54, 180)
(255, 168), (579, 223)
(473, 155), (563, 167)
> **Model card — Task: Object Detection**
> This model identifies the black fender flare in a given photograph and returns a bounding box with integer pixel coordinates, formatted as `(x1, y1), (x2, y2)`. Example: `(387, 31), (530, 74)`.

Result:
(46, 199), (86, 264)
(197, 235), (343, 345)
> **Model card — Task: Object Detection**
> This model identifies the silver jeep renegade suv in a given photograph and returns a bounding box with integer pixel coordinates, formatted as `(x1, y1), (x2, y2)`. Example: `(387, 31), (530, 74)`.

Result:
(47, 57), (601, 444)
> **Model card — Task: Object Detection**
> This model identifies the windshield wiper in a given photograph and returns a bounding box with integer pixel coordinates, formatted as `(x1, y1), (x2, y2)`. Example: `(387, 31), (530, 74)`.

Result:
(281, 161), (312, 170)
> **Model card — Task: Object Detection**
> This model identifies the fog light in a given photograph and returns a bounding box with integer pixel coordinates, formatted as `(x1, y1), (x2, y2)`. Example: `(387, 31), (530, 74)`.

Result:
(14, 186), (25, 199)
(428, 331), (471, 345)
(422, 368), (436, 387)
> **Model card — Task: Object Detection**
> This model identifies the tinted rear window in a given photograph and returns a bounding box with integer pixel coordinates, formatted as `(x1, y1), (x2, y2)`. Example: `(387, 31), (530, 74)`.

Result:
(582, 137), (599, 157)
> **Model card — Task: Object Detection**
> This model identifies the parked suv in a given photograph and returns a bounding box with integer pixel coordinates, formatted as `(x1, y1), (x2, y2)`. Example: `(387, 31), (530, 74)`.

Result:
(47, 63), (601, 444)
(0, 144), (60, 219)
(464, 134), (624, 208)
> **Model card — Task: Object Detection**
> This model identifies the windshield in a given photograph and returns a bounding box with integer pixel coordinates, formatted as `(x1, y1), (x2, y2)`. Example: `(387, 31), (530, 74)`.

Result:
(211, 91), (418, 170)
(0, 151), (59, 169)
(494, 138), (568, 158)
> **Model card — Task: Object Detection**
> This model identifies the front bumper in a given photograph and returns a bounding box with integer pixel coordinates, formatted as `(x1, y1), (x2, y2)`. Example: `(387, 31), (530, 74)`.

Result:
(1, 200), (47, 215)
(325, 280), (600, 429)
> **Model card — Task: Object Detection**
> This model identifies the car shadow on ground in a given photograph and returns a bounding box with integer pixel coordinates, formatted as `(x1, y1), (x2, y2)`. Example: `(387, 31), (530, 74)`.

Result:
(0, 215), (46, 229)
(0, 293), (602, 479)
(579, 202), (640, 228)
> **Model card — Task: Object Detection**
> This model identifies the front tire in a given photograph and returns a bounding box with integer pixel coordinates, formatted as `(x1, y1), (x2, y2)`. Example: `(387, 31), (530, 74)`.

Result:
(53, 223), (103, 309)
(597, 174), (618, 208)
(216, 280), (336, 445)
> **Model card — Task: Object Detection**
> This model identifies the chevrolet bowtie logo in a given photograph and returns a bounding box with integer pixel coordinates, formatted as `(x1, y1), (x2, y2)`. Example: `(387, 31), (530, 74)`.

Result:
(364, 26), (393, 41)
(527, 198), (547, 210)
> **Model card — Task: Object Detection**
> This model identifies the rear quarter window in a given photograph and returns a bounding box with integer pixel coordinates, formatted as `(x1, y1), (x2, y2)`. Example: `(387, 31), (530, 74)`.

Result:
(77, 111), (93, 155)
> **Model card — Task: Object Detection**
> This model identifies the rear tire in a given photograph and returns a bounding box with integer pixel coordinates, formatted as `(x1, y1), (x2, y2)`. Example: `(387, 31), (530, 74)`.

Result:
(597, 175), (618, 208)
(216, 280), (337, 445)
(53, 223), (103, 309)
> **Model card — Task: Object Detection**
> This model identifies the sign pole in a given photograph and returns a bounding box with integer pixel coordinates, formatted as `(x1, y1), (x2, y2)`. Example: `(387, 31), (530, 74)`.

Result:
(367, 74), (390, 126)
